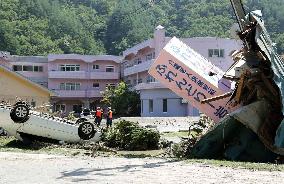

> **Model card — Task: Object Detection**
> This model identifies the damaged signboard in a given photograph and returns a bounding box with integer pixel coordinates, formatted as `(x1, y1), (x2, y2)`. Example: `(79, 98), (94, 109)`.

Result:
(148, 37), (238, 122)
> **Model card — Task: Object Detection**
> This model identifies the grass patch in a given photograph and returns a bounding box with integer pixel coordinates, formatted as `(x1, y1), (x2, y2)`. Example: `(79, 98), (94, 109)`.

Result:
(0, 136), (166, 158)
(117, 149), (165, 158)
(186, 159), (284, 172)
(161, 131), (189, 138)
(0, 136), (88, 156)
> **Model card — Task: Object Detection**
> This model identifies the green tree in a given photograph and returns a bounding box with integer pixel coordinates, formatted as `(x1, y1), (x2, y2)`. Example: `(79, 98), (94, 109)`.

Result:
(101, 81), (140, 117)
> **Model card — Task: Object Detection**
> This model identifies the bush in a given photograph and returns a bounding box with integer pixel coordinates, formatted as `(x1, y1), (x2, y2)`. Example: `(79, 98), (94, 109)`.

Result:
(102, 120), (160, 151)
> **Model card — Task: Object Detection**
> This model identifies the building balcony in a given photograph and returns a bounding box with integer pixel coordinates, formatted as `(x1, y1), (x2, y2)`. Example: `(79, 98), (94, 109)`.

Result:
(124, 59), (154, 76)
(90, 72), (120, 79)
(48, 71), (120, 80)
(134, 82), (165, 90)
(54, 90), (87, 98)
(53, 90), (103, 98)
(87, 89), (103, 98)
(49, 71), (87, 79)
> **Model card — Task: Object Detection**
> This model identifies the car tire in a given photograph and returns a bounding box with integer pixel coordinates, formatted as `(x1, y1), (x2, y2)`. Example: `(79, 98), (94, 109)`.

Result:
(75, 118), (88, 125)
(78, 122), (96, 140)
(10, 104), (30, 123)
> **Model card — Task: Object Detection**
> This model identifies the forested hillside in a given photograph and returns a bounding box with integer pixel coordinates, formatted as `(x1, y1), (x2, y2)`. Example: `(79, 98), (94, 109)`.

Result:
(0, 0), (283, 56)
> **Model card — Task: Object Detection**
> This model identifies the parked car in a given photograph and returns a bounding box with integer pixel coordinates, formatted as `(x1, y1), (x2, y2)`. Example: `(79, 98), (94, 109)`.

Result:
(0, 101), (101, 144)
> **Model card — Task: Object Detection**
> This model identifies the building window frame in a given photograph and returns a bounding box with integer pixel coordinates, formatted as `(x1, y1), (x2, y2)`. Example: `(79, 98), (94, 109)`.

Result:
(106, 65), (115, 72)
(55, 104), (66, 112)
(208, 49), (225, 58)
(13, 65), (43, 72)
(93, 64), (100, 70)
(59, 82), (81, 91)
(149, 99), (153, 113)
(141, 100), (143, 114)
(93, 83), (100, 89)
(162, 99), (168, 113)
(13, 65), (23, 71)
(146, 52), (155, 61)
(59, 64), (80, 72)
(73, 104), (82, 113)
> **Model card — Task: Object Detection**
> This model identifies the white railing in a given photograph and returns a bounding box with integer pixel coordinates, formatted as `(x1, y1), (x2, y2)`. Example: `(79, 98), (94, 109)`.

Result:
(53, 90), (103, 98)
(53, 90), (87, 98)
(90, 72), (120, 79)
(49, 71), (87, 79)
(49, 71), (120, 80)
(124, 59), (154, 76)
(134, 82), (165, 90)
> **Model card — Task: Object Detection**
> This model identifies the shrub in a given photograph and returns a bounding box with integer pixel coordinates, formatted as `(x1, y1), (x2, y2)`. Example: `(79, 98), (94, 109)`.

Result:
(102, 120), (160, 150)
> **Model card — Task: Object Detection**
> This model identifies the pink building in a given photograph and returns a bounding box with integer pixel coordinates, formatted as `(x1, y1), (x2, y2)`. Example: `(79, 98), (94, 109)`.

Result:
(122, 25), (242, 117)
(48, 54), (122, 114)
(1, 52), (49, 87)
(1, 53), (121, 115)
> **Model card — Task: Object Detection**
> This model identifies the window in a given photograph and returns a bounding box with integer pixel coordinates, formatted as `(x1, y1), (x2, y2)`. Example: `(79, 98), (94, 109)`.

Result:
(138, 78), (143, 84)
(23, 65), (33, 71)
(55, 104), (66, 112)
(208, 49), (225, 58)
(149, 99), (153, 113)
(59, 83), (65, 90)
(133, 79), (137, 85)
(31, 101), (36, 108)
(59, 64), (80, 71)
(134, 58), (142, 65)
(106, 65), (114, 72)
(93, 65), (99, 70)
(146, 76), (155, 83)
(59, 83), (80, 90)
(13, 65), (43, 72)
(34, 66), (39, 72)
(163, 99), (167, 113)
(93, 83), (100, 89)
(38, 66), (43, 72)
(146, 52), (155, 61)
(13, 65), (22, 71)
(141, 100), (143, 113)
(73, 104), (82, 113)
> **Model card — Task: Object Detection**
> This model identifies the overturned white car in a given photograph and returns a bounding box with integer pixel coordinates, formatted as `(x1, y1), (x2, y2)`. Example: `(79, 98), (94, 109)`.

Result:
(0, 101), (101, 144)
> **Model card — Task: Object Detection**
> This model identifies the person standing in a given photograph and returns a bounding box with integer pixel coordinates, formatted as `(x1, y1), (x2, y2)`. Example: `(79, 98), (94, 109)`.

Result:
(106, 107), (113, 128)
(94, 107), (102, 126)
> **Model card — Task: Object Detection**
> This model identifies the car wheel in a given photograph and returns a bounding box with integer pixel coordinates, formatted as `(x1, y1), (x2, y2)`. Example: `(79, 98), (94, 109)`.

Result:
(78, 122), (96, 140)
(10, 104), (30, 123)
(75, 118), (88, 125)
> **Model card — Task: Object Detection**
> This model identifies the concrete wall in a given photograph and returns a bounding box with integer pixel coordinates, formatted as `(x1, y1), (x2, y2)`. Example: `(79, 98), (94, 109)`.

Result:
(140, 88), (188, 117)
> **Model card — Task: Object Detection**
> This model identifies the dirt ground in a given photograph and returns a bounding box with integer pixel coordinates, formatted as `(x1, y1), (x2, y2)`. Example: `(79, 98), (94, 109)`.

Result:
(0, 152), (283, 184)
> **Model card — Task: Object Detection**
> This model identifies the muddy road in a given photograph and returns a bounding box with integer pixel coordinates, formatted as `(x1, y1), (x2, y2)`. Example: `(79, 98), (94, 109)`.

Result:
(0, 152), (283, 184)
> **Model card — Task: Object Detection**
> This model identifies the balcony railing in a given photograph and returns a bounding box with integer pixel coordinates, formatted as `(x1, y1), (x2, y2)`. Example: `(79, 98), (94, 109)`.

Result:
(134, 82), (165, 90)
(87, 90), (103, 97)
(49, 71), (87, 79)
(90, 72), (120, 79)
(54, 90), (86, 97)
(124, 59), (154, 76)
(53, 89), (103, 98)
(49, 71), (120, 80)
